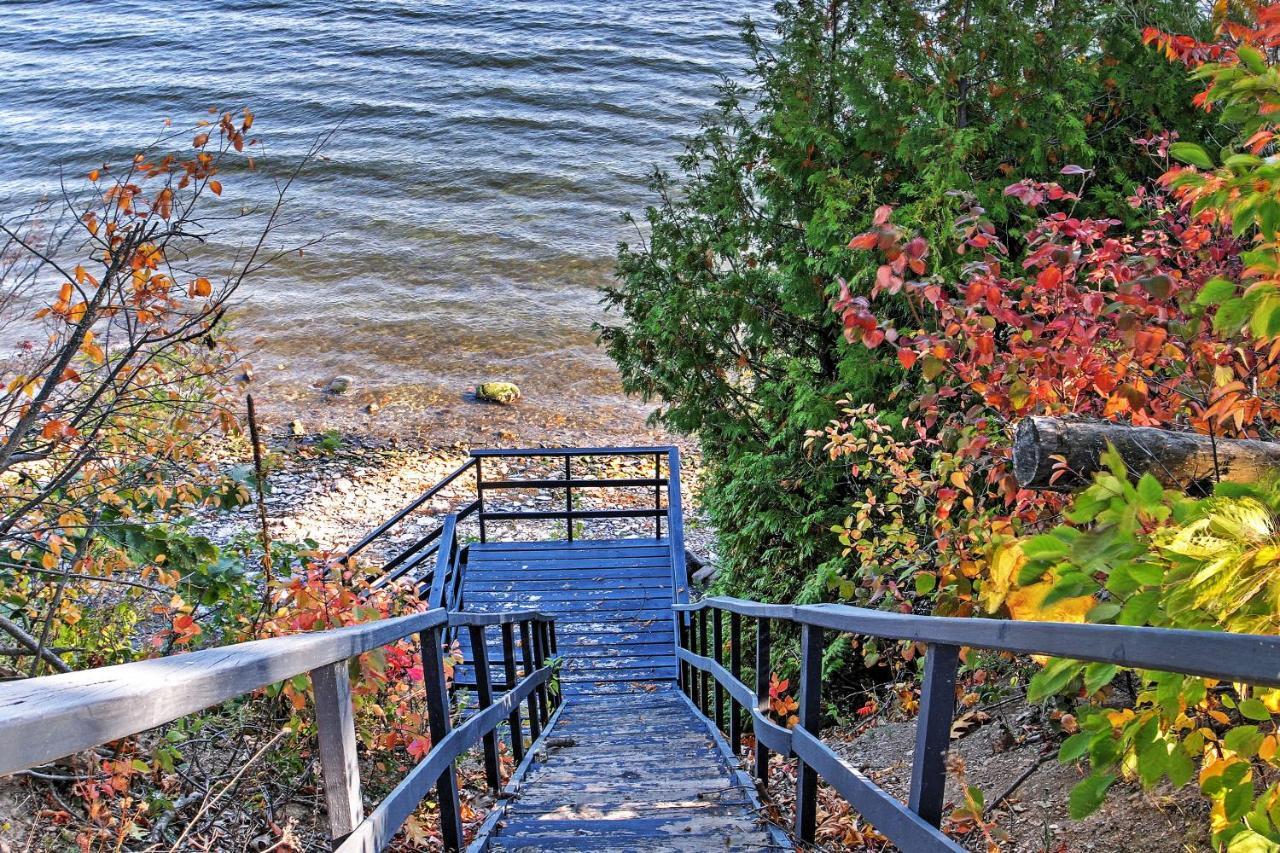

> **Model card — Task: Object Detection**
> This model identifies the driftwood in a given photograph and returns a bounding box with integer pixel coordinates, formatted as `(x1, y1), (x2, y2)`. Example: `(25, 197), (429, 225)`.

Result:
(1013, 416), (1280, 492)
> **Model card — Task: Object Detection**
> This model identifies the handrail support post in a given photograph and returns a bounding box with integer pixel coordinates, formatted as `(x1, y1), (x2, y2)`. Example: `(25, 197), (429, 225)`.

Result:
(500, 622), (525, 765)
(795, 623), (825, 844)
(753, 616), (771, 787)
(909, 642), (960, 827)
(469, 624), (502, 791)
(420, 623), (464, 852)
(729, 611), (742, 757)
(311, 660), (363, 849)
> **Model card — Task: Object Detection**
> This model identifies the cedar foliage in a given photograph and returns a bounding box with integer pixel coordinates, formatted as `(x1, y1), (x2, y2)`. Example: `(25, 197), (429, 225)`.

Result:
(601, 0), (1213, 601)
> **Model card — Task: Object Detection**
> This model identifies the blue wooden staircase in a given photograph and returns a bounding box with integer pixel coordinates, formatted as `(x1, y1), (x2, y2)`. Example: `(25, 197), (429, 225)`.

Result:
(356, 447), (785, 850)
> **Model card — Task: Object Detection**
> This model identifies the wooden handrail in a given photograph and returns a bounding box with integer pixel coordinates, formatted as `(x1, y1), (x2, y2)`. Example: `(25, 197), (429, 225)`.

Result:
(0, 607), (560, 853)
(675, 596), (1280, 851)
(0, 609), (446, 777)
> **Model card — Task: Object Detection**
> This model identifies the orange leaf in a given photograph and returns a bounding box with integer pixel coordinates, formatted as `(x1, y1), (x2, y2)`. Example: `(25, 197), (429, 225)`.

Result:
(208, 180), (222, 196)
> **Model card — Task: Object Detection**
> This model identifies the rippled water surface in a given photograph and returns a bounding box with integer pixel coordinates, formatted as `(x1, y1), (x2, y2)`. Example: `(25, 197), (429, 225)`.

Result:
(0, 1), (766, 429)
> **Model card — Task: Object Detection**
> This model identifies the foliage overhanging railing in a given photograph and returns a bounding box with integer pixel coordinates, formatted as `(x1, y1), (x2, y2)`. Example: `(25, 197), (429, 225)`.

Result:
(674, 596), (1280, 852)
(0, 607), (559, 853)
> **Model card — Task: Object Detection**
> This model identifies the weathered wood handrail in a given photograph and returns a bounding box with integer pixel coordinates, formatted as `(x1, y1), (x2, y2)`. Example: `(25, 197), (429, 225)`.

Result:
(0, 607), (559, 853)
(675, 596), (1280, 852)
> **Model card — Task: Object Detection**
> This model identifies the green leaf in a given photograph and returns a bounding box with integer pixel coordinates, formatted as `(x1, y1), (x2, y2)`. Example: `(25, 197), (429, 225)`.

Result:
(1028, 658), (1083, 702)
(1136, 473), (1164, 509)
(1215, 296), (1250, 335)
(1059, 732), (1094, 763)
(1238, 44), (1268, 74)
(1068, 771), (1116, 819)
(1170, 142), (1215, 170)
(1084, 663), (1119, 694)
(920, 355), (945, 381)
(1225, 725), (1265, 757)
(1198, 276), (1238, 307)
(1022, 534), (1071, 562)
(1167, 745), (1195, 788)
(1225, 830), (1280, 853)
(914, 572), (937, 595)
(1239, 699), (1273, 722)
(1137, 739), (1168, 786)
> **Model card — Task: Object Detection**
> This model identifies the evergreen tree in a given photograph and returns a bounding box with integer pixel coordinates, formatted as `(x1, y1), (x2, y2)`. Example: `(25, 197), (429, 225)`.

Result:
(601, 0), (1213, 601)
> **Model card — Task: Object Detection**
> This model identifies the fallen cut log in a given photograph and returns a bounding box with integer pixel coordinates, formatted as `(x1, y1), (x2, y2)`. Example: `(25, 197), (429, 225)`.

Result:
(1013, 416), (1280, 492)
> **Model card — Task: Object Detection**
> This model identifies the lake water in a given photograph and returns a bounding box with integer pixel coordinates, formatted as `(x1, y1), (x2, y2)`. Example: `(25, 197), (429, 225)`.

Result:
(0, 0), (767, 435)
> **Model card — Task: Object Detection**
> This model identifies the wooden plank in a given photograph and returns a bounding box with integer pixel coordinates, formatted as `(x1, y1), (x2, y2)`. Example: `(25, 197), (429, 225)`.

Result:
(463, 590), (673, 604)
(463, 606), (674, 622)
(464, 579), (672, 593)
(468, 538), (662, 553)
(468, 548), (670, 560)
(0, 609), (447, 776)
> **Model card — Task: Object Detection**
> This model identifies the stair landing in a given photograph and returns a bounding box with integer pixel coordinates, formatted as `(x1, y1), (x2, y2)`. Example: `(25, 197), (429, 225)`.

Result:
(458, 537), (679, 695)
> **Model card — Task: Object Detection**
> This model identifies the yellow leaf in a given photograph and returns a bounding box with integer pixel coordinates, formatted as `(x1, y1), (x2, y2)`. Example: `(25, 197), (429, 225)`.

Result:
(979, 539), (1024, 614)
(1005, 582), (1095, 623)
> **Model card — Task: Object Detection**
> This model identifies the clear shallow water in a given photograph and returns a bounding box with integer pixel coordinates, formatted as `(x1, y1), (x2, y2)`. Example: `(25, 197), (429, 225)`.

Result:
(0, 1), (766, 426)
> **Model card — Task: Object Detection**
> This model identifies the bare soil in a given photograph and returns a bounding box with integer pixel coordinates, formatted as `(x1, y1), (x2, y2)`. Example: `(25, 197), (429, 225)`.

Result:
(823, 697), (1210, 852)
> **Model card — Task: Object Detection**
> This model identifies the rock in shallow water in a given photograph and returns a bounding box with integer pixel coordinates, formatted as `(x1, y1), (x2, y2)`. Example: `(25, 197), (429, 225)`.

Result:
(476, 381), (521, 405)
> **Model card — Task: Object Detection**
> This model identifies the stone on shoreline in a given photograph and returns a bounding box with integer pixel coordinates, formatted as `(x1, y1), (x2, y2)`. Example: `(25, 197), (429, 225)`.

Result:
(476, 381), (521, 405)
(324, 376), (353, 395)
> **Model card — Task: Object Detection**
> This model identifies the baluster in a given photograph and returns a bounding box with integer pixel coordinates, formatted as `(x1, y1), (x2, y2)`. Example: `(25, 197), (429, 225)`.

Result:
(420, 623), (463, 852)
(712, 608), (725, 731)
(519, 619), (542, 742)
(654, 452), (662, 538)
(908, 642), (961, 826)
(678, 613), (690, 697)
(531, 620), (549, 722)
(697, 609), (710, 717)
(753, 617), (771, 787)
(500, 622), (524, 765)
(795, 624), (825, 844)
(310, 660), (362, 849)
(476, 457), (486, 543)
(565, 456), (573, 543)
(539, 619), (559, 710)
(729, 611), (742, 758)
(469, 624), (501, 790)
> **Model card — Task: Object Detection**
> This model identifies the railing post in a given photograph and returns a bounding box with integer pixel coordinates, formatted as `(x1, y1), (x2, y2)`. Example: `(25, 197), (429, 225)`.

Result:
(697, 609), (710, 717)
(310, 660), (363, 849)
(909, 642), (961, 827)
(795, 623), (825, 844)
(654, 452), (662, 539)
(476, 456), (486, 543)
(565, 456), (573, 543)
(469, 624), (501, 790)
(729, 611), (742, 757)
(420, 623), (463, 852)
(678, 613), (689, 696)
(753, 616), (771, 786)
(538, 619), (558, 710)
(520, 620), (542, 741)
(712, 608), (725, 732)
(532, 619), (550, 721)
(500, 622), (525, 765)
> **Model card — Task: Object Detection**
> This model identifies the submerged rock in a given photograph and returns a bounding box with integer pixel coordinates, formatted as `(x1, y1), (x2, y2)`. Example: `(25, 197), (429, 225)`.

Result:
(476, 381), (521, 405)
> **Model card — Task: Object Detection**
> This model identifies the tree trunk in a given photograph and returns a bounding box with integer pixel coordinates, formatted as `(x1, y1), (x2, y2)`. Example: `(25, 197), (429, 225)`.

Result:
(1012, 416), (1280, 493)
